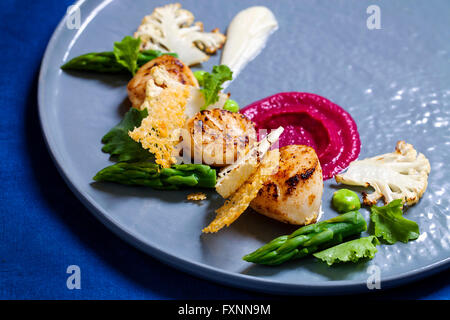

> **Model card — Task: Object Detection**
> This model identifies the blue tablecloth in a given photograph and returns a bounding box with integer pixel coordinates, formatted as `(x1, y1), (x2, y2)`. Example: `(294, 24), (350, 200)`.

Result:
(0, 0), (448, 300)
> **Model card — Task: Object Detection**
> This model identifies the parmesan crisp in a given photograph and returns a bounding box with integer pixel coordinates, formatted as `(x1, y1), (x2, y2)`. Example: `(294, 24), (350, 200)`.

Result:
(129, 67), (190, 168)
(187, 192), (207, 201)
(202, 149), (280, 233)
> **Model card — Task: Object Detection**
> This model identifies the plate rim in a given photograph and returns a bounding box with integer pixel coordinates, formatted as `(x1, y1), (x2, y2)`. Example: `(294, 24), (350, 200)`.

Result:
(37, 0), (450, 295)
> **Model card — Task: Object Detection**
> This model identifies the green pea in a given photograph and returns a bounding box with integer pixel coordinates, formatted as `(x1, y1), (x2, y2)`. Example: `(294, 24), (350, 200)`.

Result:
(332, 189), (361, 213)
(223, 99), (240, 113)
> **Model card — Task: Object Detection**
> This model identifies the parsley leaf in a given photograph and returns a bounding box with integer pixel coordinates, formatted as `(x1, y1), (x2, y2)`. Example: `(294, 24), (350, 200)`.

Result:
(113, 36), (141, 75)
(101, 108), (152, 162)
(196, 65), (233, 109)
(370, 199), (420, 244)
(313, 236), (379, 266)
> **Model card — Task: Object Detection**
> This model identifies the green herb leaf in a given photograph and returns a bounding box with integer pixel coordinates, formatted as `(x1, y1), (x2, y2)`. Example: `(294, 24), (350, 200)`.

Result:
(370, 199), (420, 244)
(313, 236), (379, 266)
(113, 36), (141, 75)
(199, 65), (233, 109)
(193, 70), (207, 85)
(101, 108), (152, 162)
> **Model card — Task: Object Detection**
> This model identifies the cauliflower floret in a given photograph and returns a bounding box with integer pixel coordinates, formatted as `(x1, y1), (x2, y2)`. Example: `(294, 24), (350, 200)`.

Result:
(335, 141), (431, 206)
(134, 3), (226, 66)
(145, 65), (183, 99)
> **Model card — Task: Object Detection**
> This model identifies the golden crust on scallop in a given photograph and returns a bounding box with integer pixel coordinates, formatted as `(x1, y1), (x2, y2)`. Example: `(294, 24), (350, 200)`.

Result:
(182, 109), (257, 167)
(250, 145), (323, 225)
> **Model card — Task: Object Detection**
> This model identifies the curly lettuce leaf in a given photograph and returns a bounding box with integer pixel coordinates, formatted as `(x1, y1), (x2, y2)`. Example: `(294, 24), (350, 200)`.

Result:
(101, 108), (152, 162)
(313, 236), (379, 266)
(113, 36), (141, 75)
(370, 199), (420, 244)
(196, 65), (233, 109)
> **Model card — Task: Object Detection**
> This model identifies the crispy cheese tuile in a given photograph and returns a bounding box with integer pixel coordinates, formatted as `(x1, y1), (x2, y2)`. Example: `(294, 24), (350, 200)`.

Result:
(129, 66), (190, 168)
(203, 149), (280, 233)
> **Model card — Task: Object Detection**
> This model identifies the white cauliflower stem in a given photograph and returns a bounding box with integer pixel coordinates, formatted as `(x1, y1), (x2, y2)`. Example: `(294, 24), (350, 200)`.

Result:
(134, 3), (226, 66)
(335, 141), (431, 206)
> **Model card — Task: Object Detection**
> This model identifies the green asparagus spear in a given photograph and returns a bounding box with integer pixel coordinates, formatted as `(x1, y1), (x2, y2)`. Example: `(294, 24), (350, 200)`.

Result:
(61, 50), (178, 73)
(171, 164), (217, 188)
(243, 211), (367, 265)
(138, 50), (178, 66)
(93, 162), (216, 190)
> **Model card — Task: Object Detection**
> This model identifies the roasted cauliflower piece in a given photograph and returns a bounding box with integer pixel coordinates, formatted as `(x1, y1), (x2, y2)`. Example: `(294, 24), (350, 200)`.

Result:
(335, 141), (431, 206)
(134, 3), (226, 66)
(128, 54), (228, 116)
(127, 55), (198, 109)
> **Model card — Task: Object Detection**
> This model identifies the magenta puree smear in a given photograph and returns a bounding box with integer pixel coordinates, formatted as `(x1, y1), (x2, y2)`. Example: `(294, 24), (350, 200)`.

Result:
(240, 92), (361, 180)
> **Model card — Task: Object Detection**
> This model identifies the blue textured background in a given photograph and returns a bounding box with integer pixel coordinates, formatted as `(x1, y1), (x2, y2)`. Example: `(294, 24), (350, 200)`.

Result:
(0, 0), (449, 299)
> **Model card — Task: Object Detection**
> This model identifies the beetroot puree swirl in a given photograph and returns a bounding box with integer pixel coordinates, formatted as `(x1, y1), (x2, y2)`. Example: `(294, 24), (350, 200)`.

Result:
(240, 92), (361, 180)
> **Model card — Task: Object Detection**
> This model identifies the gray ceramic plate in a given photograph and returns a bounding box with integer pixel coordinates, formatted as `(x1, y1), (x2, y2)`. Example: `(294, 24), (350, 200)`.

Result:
(38, 0), (450, 294)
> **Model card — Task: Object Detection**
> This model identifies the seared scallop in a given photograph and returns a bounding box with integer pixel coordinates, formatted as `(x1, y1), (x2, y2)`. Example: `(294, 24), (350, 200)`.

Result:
(250, 145), (323, 225)
(127, 55), (198, 108)
(181, 109), (256, 167)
